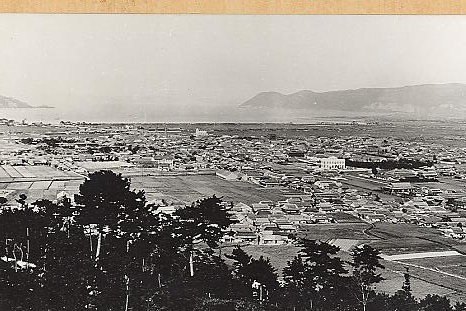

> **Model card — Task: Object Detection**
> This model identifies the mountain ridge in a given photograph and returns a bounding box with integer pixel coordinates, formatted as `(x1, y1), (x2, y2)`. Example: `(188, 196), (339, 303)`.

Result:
(240, 83), (466, 115)
(0, 95), (32, 108)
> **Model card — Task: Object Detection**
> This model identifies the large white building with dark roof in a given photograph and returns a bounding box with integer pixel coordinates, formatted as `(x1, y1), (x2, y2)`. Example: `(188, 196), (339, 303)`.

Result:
(320, 156), (345, 170)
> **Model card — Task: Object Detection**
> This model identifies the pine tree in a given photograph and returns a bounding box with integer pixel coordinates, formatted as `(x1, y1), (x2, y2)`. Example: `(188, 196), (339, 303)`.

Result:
(173, 196), (236, 286)
(174, 196), (236, 248)
(350, 244), (385, 311)
(247, 256), (280, 301)
(226, 246), (252, 270)
(226, 247), (279, 302)
(226, 246), (254, 298)
(453, 302), (466, 311)
(282, 239), (347, 310)
(282, 254), (307, 309)
(402, 267), (411, 294)
(41, 227), (94, 310)
(75, 170), (147, 263)
(389, 268), (418, 311)
(419, 294), (453, 311)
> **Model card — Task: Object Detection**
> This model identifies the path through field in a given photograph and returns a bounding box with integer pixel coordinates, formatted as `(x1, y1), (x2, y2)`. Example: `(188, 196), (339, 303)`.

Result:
(393, 260), (466, 281)
(382, 250), (462, 261)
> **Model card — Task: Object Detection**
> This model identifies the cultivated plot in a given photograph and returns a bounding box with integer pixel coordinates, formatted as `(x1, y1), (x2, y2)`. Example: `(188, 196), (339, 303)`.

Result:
(298, 223), (375, 241)
(131, 175), (286, 205)
(0, 165), (82, 179)
(381, 259), (466, 303)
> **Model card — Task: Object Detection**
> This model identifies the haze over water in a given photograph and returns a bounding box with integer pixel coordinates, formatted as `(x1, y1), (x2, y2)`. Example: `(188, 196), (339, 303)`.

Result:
(0, 106), (374, 124)
(2, 15), (466, 123)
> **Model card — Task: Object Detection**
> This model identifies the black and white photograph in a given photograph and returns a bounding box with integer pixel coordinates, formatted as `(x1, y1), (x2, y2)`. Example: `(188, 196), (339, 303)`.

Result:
(2, 13), (466, 310)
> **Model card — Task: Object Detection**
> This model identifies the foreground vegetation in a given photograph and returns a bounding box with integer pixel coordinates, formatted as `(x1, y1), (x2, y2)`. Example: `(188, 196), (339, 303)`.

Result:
(0, 170), (464, 310)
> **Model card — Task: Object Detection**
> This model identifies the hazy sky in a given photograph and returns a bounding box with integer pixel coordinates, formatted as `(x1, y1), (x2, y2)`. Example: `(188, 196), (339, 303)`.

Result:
(1, 14), (466, 120)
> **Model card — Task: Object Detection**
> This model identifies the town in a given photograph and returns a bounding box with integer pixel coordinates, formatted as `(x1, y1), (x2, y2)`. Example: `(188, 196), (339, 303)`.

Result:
(1, 119), (466, 307)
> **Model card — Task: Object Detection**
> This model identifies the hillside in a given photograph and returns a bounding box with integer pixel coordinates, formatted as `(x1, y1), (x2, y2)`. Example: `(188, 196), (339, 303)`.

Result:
(240, 83), (466, 115)
(0, 95), (31, 108)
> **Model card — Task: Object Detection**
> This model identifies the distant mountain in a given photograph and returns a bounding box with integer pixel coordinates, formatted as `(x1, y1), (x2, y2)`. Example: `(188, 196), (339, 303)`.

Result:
(0, 95), (32, 108)
(240, 83), (466, 115)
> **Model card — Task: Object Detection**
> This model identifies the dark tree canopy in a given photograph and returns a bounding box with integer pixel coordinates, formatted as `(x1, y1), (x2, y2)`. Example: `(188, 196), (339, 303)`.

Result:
(0, 169), (461, 311)
(351, 244), (385, 311)
(0, 196), (7, 206)
(419, 294), (453, 311)
(75, 170), (148, 235)
(174, 195), (236, 248)
(282, 239), (348, 310)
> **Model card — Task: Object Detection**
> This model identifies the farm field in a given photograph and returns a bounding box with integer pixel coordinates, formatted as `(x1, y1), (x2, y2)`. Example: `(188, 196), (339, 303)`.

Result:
(294, 221), (466, 301)
(339, 174), (398, 201)
(0, 165), (82, 180)
(298, 223), (375, 240)
(368, 237), (450, 255)
(376, 265), (465, 303)
(0, 139), (28, 152)
(221, 242), (466, 302)
(386, 223), (466, 241)
(2, 173), (285, 205)
(0, 182), (83, 202)
(399, 255), (466, 278)
(359, 223), (466, 302)
(341, 174), (386, 190)
(0, 166), (85, 202)
(131, 175), (287, 205)
(332, 211), (366, 223)
(380, 259), (466, 303)
(365, 222), (466, 255)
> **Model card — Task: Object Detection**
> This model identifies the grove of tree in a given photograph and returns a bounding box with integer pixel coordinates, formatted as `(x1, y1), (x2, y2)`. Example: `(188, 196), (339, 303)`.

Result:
(0, 170), (463, 311)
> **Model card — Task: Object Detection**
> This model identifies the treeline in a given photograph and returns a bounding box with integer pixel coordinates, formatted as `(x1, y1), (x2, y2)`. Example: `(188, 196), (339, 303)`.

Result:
(0, 170), (464, 311)
(346, 158), (434, 170)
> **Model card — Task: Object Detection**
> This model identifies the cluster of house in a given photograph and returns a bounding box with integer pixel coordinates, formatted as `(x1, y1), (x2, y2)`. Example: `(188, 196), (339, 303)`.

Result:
(215, 182), (466, 245)
(2, 122), (466, 242)
(0, 124), (214, 174)
(223, 198), (336, 245)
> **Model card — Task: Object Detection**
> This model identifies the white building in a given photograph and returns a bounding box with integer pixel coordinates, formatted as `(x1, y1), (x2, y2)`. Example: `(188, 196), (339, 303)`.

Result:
(195, 128), (208, 138)
(320, 156), (346, 170)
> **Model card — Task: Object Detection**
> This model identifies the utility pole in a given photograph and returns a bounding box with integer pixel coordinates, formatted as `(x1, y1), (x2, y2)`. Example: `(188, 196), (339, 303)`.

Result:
(125, 275), (130, 311)
(89, 227), (93, 259)
(125, 240), (131, 311)
(13, 243), (18, 272)
(189, 251), (194, 277)
(26, 227), (30, 270)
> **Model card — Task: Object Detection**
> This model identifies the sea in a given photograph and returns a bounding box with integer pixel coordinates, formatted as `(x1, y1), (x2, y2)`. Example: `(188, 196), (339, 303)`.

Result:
(0, 107), (384, 124)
